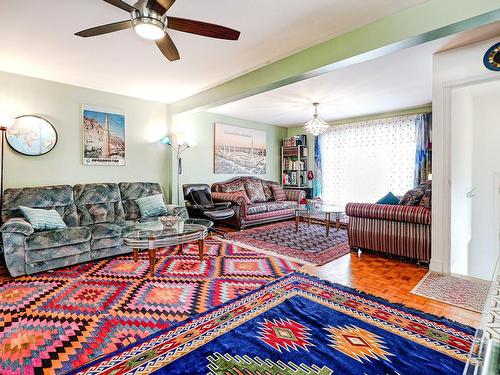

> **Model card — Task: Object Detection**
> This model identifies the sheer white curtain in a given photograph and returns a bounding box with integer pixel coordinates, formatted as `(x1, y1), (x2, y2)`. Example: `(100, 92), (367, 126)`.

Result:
(320, 115), (417, 208)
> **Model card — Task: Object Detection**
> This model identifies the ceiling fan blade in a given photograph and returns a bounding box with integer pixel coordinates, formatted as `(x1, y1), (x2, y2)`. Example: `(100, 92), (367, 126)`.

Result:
(103, 0), (136, 13)
(155, 33), (180, 61)
(147, 0), (175, 15)
(167, 17), (240, 40)
(75, 20), (133, 38)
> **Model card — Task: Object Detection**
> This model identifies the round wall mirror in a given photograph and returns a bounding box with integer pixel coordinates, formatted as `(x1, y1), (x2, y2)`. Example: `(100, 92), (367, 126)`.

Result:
(6, 115), (58, 156)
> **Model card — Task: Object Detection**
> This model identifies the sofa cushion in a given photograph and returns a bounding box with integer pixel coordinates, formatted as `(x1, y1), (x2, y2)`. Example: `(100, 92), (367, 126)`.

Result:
(399, 181), (431, 206)
(419, 188), (432, 209)
(119, 182), (164, 220)
(219, 181), (245, 193)
(25, 227), (91, 251)
(87, 223), (122, 240)
(19, 206), (67, 231)
(91, 236), (123, 251)
(265, 201), (297, 212)
(2, 185), (78, 227)
(25, 242), (90, 264)
(244, 179), (266, 203)
(376, 192), (400, 205)
(247, 203), (268, 215)
(270, 185), (287, 201)
(261, 181), (279, 201)
(136, 194), (168, 218)
(74, 183), (125, 225)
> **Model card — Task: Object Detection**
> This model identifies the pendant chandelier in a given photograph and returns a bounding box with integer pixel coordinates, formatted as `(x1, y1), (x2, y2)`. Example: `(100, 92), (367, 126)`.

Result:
(304, 102), (330, 136)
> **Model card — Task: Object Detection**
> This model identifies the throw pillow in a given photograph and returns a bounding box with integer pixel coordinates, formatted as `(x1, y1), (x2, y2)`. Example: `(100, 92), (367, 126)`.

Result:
(261, 181), (279, 201)
(399, 180), (432, 206)
(376, 192), (400, 205)
(19, 206), (67, 231)
(244, 179), (267, 203)
(136, 194), (168, 217)
(220, 181), (244, 193)
(270, 185), (287, 201)
(419, 188), (432, 209)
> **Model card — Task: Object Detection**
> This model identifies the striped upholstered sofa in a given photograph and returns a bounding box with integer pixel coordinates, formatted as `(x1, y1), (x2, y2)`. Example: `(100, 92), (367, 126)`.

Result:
(211, 177), (305, 230)
(345, 203), (431, 263)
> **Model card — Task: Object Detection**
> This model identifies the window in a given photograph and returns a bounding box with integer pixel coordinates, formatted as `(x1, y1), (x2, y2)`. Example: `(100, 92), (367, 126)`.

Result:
(320, 115), (417, 208)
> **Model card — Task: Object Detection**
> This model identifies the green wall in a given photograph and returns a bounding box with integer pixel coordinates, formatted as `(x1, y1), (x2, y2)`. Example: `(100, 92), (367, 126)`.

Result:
(170, 111), (287, 202)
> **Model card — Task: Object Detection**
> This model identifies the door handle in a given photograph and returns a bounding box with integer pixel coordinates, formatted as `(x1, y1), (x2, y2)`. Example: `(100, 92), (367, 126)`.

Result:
(466, 188), (476, 198)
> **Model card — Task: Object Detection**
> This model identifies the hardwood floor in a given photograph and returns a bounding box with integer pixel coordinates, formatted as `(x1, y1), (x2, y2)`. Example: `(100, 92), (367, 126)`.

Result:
(300, 251), (480, 327)
(0, 226), (480, 328)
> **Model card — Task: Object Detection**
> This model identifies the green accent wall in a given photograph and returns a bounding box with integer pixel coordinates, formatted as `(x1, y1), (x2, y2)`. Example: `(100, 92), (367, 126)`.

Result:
(170, 111), (287, 202)
(169, 1), (499, 114)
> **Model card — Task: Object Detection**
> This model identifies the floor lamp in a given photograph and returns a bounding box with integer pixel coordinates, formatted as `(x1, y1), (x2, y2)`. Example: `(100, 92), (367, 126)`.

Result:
(161, 136), (191, 205)
(0, 114), (14, 222)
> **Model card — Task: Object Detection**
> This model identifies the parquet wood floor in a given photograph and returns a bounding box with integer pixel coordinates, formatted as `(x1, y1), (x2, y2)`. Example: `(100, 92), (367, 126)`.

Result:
(0, 225), (480, 328)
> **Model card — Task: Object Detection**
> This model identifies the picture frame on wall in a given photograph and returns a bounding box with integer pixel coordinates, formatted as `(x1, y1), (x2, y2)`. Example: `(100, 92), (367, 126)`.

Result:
(82, 105), (125, 166)
(214, 123), (267, 174)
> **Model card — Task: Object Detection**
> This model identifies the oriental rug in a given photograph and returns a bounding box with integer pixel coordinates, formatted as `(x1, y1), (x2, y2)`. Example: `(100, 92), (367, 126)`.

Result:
(223, 221), (350, 265)
(411, 271), (491, 313)
(74, 272), (475, 375)
(0, 238), (300, 374)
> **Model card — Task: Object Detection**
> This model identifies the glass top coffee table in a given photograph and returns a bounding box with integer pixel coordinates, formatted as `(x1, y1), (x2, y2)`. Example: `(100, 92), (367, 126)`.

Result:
(295, 203), (344, 237)
(122, 218), (213, 277)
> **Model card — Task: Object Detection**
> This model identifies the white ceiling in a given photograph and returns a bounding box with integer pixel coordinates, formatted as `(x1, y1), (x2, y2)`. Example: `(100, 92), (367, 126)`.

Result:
(208, 24), (500, 127)
(0, 0), (426, 104)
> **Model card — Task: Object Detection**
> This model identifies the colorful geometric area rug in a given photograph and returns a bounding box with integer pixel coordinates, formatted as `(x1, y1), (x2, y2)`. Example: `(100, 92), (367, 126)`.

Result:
(0, 238), (300, 374)
(74, 272), (475, 375)
(411, 271), (491, 313)
(222, 221), (351, 265)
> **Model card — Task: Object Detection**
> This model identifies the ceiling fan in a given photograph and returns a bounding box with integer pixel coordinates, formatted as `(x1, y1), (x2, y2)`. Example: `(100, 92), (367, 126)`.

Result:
(75, 0), (241, 62)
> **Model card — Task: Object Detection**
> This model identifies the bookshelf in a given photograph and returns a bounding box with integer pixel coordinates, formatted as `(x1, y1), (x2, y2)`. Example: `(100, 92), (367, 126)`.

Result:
(281, 134), (309, 190)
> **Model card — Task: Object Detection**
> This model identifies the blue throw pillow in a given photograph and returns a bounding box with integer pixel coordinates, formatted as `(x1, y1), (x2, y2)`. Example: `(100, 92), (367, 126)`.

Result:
(376, 192), (400, 205)
(19, 206), (67, 231)
(136, 194), (168, 218)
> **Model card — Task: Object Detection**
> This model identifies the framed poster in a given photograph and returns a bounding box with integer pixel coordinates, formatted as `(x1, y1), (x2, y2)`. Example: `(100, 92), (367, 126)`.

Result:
(214, 123), (266, 174)
(82, 105), (125, 166)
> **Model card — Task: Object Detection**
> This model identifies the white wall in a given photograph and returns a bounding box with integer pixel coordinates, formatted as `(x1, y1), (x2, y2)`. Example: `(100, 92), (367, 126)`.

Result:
(170, 111), (287, 203)
(0, 71), (169, 191)
(469, 88), (500, 279)
(450, 87), (473, 276)
(431, 36), (499, 274)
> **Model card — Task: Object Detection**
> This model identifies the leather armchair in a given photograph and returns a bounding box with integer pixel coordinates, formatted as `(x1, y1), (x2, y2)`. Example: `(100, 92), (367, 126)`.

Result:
(183, 184), (234, 235)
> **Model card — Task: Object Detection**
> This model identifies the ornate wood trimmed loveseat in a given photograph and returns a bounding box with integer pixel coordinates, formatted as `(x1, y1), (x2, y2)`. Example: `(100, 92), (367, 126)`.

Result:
(211, 177), (306, 230)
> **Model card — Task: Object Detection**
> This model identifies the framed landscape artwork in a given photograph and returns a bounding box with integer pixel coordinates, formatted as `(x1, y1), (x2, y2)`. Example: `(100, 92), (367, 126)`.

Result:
(82, 105), (125, 166)
(214, 123), (266, 174)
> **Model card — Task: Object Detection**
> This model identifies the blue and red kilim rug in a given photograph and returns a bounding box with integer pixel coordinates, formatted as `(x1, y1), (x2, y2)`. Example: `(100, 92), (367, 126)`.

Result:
(0, 238), (300, 374)
(73, 272), (475, 375)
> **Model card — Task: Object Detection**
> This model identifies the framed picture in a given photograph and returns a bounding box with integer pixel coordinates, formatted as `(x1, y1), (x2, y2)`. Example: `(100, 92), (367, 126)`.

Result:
(6, 115), (58, 156)
(214, 123), (266, 174)
(82, 105), (125, 166)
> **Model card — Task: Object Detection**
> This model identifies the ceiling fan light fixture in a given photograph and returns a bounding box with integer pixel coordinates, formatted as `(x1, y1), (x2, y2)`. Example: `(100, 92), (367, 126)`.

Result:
(133, 18), (165, 40)
(304, 103), (330, 136)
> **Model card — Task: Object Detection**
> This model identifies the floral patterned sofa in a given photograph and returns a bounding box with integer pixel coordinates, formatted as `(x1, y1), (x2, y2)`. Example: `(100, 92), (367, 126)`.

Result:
(211, 177), (306, 230)
(0, 182), (178, 277)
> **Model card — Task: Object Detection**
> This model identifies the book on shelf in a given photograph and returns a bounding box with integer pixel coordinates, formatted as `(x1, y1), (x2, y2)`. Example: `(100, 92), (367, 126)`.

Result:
(282, 134), (307, 147)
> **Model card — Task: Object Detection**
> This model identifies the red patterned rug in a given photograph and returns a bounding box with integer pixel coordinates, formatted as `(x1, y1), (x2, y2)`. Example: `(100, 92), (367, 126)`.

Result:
(0, 238), (300, 374)
(223, 221), (351, 265)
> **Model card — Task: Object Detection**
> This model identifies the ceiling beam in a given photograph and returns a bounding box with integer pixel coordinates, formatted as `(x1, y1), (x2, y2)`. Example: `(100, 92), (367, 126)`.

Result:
(169, 0), (500, 115)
